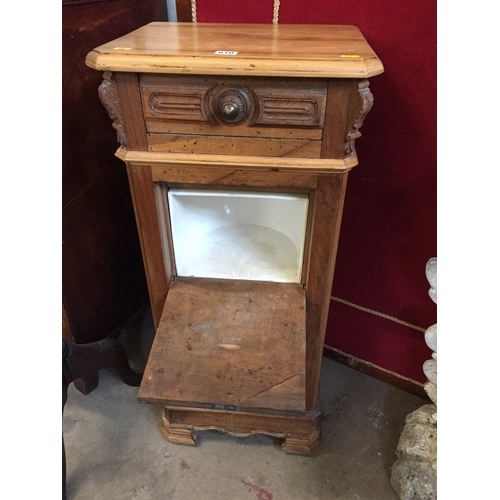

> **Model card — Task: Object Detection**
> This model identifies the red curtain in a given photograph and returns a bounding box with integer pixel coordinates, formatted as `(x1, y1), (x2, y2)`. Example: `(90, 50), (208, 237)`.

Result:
(195, 0), (437, 382)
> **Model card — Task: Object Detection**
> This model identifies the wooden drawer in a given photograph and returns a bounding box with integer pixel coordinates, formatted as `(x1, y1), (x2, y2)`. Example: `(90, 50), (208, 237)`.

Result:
(140, 74), (327, 158)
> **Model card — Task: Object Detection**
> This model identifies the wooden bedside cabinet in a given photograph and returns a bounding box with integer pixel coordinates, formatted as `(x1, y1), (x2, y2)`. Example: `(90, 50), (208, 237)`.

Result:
(86, 22), (383, 455)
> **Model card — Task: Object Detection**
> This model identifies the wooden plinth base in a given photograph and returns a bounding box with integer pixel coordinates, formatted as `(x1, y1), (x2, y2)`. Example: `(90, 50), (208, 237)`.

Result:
(161, 405), (322, 455)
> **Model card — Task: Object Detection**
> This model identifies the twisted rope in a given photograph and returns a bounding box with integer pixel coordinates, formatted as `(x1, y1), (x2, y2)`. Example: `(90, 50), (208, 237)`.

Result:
(273, 0), (280, 24)
(189, 0), (280, 24)
(191, 0), (197, 22)
(331, 296), (427, 332)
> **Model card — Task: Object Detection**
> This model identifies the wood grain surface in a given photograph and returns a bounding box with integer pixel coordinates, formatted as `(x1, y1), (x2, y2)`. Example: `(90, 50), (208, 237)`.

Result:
(145, 120), (323, 140)
(147, 133), (322, 158)
(138, 277), (307, 412)
(86, 22), (384, 78)
(116, 147), (358, 173)
(126, 164), (170, 328)
(151, 167), (318, 189)
(305, 173), (349, 408)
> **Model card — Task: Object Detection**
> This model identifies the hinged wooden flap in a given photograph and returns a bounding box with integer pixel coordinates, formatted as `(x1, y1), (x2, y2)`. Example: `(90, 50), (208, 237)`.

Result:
(138, 277), (307, 412)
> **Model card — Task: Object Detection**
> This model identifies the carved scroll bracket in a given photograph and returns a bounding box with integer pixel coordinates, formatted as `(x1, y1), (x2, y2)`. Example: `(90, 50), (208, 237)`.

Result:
(344, 79), (374, 156)
(98, 71), (126, 147)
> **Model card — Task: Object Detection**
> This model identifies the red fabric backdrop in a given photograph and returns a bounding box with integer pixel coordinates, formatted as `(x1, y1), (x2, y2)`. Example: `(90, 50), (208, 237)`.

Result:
(195, 0), (437, 382)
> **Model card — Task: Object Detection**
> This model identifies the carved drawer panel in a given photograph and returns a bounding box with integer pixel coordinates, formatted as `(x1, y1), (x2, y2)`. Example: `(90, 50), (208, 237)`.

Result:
(148, 91), (206, 122)
(140, 74), (327, 141)
(253, 94), (323, 127)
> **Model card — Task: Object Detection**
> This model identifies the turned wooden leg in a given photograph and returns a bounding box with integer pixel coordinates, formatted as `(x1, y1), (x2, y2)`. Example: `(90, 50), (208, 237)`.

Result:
(161, 413), (196, 446)
(73, 374), (100, 395)
(65, 338), (143, 391)
(62, 338), (142, 499)
(282, 425), (322, 455)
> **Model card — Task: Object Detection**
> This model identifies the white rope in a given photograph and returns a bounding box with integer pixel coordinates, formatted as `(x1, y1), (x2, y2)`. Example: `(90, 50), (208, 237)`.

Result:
(273, 0), (280, 24)
(191, 0), (197, 22)
(323, 346), (425, 387)
(188, 0), (280, 24)
(331, 296), (427, 332)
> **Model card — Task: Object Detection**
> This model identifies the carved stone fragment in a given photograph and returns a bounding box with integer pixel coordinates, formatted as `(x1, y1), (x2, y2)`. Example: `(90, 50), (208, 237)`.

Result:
(391, 459), (437, 500)
(391, 404), (437, 499)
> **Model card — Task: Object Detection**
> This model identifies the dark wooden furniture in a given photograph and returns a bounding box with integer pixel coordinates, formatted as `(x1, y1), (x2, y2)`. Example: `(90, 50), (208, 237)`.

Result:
(62, 0), (167, 344)
(85, 22), (383, 455)
(62, 338), (142, 499)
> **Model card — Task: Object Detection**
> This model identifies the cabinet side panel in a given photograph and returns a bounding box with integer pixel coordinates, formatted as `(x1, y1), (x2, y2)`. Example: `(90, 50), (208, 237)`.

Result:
(303, 77), (355, 408)
(126, 164), (169, 328)
(62, 304), (74, 343)
(115, 72), (149, 151)
(320, 79), (355, 159)
(115, 72), (167, 327)
(62, 0), (164, 341)
(305, 173), (348, 409)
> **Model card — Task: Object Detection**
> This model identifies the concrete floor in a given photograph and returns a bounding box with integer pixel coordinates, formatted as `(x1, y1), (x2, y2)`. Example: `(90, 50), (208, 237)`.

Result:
(63, 308), (427, 500)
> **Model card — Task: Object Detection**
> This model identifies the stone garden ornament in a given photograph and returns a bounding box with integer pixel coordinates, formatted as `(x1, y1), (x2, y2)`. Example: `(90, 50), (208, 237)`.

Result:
(391, 258), (437, 499)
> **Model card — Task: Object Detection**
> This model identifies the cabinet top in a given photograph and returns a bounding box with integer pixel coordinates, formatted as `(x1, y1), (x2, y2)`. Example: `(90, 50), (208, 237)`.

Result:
(85, 22), (384, 78)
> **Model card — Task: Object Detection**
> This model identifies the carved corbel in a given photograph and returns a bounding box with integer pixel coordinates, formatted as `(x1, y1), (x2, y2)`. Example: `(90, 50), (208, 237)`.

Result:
(98, 71), (126, 147)
(344, 79), (374, 156)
